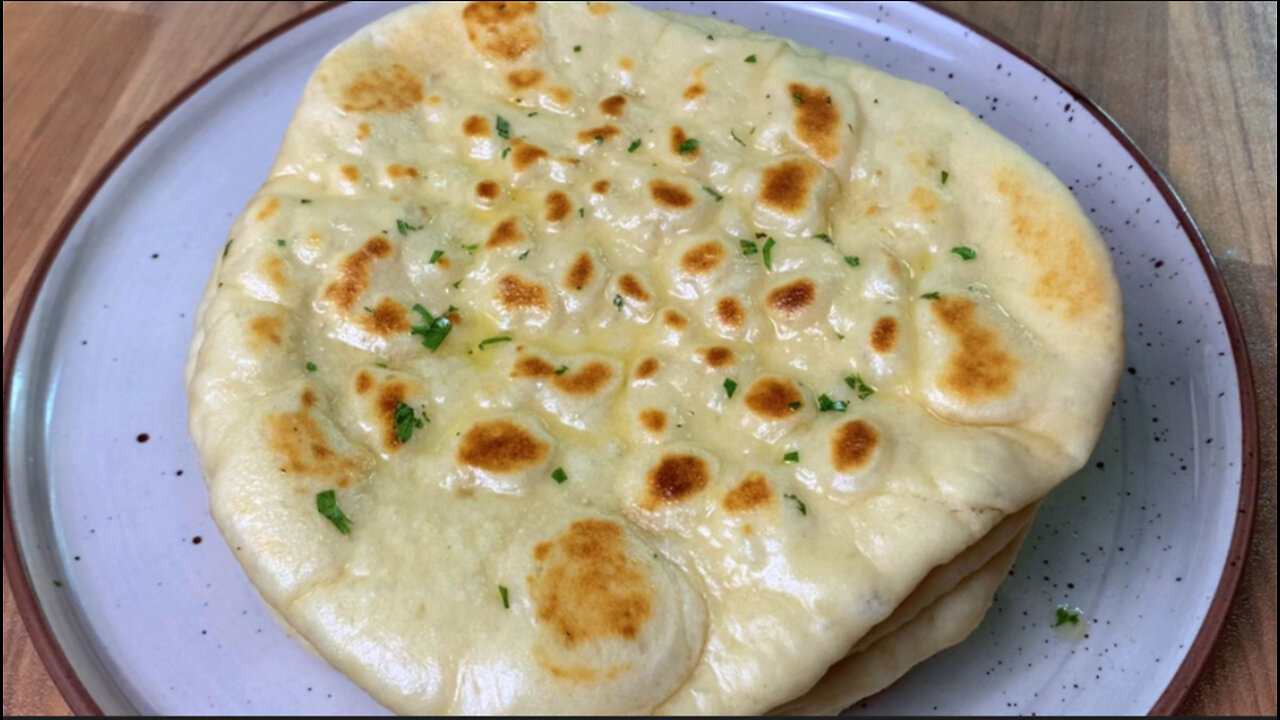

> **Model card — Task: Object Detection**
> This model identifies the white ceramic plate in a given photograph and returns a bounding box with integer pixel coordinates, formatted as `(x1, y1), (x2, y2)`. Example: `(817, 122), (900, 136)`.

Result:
(3, 2), (1257, 715)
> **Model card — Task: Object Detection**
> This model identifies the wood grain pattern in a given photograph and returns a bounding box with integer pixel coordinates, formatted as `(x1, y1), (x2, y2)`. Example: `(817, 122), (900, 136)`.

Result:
(3, 2), (1274, 716)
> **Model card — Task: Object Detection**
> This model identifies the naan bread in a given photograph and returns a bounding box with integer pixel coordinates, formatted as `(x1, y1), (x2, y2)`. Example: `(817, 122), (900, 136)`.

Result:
(185, 1), (1122, 714)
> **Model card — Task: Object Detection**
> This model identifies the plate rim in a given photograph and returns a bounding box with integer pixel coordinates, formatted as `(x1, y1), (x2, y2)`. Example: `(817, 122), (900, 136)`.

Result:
(1, 1), (1259, 715)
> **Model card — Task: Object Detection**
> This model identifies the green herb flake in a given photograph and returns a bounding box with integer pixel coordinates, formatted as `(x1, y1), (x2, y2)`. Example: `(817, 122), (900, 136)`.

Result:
(410, 304), (453, 351)
(578, 207), (586, 218)
(479, 336), (513, 350)
(730, 129), (746, 146)
(783, 493), (807, 515)
(628, 139), (642, 153)
(813, 233), (833, 244)
(941, 170), (950, 185)
(677, 137), (700, 155)
(762, 237), (777, 271)
(396, 218), (423, 236)
(613, 294), (625, 311)
(375, 362), (388, 369)
(844, 255), (861, 268)
(551, 467), (569, 484)
(495, 115), (511, 139)
(951, 246), (977, 261)
(305, 361), (317, 373)
(501, 146), (511, 159)
(499, 585), (511, 608)
(394, 401), (426, 443)
(703, 185), (724, 202)
(462, 244), (480, 255)
(1052, 606), (1081, 628)
(921, 291), (942, 300)
(316, 490), (352, 535)
(518, 249), (530, 260)
(788, 400), (801, 411)
(844, 374), (876, 400)
(222, 239), (233, 258)
(783, 451), (800, 463)
(428, 249), (444, 265)
(744, 54), (757, 63)
(452, 280), (463, 289)
(594, 134), (604, 145)
(555, 365), (569, 375)
(299, 198), (312, 204)
(792, 91), (805, 104)
(277, 239), (287, 247)
(53, 580), (63, 587)
(740, 239), (759, 256)
(573, 44), (582, 53)
(817, 394), (847, 412)
(723, 378), (738, 398)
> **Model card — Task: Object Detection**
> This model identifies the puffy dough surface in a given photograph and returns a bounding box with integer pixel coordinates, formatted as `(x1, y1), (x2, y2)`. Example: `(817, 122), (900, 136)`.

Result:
(185, 1), (1122, 714)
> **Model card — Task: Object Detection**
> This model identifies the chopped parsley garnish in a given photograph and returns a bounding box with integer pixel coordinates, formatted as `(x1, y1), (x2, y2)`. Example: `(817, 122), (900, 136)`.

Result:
(844, 374), (876, 400)
(499, 585), (511, 608)
(813, 233), (833, 244)
(1052, 606), (1081, 628)
(452, 280), (463, 289)
(501, 146), (511, 159)
(818, 394), (848, 412)
(724, 378), (738, 398)
(428, 249), (444, 264)
(792, 91), (805, 104)
(277, 239), (287, 247)
(783, 451), (800, 463)
(551, 467), (569, 484)
(53, 580), (63, 587)
(517, 249), (530, 260)
(613, 294), (624, 311)
(394, 401), (426, 443)
(479, 336), (513, 350)
(941, 170), (950, 185)
(396, 219), (423, 235)
(730, 129), (746, 146)
(844, 255), (861, 268)
(578, 207), (586, 218)
(375, 362), (388, 369)
(783, 493), (807, 515)
(462, 243), (480, 254)
(594, 134), (604, 145)
(740, 239), (759, 256)
(744, 54), (757, 63)
(921, 291), (942, 300)
(555, 365), (569, 375)
(410, 304), (453, 351)
(788, 400), (802, 411)
(299, 198), (312, 204)
(495, 115), (511, 139)
(222, 239), (233, 257)
(762, 237), (777, 270)
(951, 246), (977, 261)
(573, 44), (582, 53)
(315, 490), (352, 535)
(677, 137), (700, 155)
(305, 361), (317, 372)
(703, 186), (724, 202)
(628, 139), (642, 153)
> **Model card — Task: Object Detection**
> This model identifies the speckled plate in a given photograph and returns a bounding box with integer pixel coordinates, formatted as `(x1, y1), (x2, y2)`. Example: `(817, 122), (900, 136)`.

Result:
(2, 1), (1257, 715)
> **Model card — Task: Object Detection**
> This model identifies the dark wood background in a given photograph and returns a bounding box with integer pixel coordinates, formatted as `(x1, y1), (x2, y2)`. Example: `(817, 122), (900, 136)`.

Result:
(3, 2), (1275, 715)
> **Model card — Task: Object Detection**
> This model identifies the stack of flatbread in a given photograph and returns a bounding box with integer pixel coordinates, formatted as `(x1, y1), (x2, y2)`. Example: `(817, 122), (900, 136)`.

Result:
(186, 2), (1122, 714)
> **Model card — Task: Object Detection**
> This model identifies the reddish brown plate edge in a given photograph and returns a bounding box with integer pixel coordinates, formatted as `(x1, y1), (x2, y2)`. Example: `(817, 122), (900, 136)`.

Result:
(0, 2), (1259, 716)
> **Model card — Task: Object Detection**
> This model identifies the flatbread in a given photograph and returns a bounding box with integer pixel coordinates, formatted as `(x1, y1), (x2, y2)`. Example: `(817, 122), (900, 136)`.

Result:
(185, 1), (1122, 714)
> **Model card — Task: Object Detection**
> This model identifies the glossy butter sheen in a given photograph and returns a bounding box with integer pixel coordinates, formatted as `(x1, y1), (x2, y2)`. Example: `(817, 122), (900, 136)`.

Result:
(185, 1), (1123, 714)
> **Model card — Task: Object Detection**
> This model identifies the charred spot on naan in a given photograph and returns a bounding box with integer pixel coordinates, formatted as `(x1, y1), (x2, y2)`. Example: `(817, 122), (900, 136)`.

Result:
(510, 140), (549, 172)
(545, 191), (572, 223)
(634, 357), (659, 380)
(721, 473), (774, 513)
(669, 126), (699, 159)
(598, 94), (626, 117)
(680, 241), (728, 275)
(340, 63), (424, 113)
(870, 315), (899, 353)
(831, 420), (879, 473)
(930, 295), (1019, 401)
(475, 180), (501, 204)
(788, 82), (841, 162)
(463, 114), (491, 137)
(324, 236), (393, 311)
(643, 454), (711, 509)
(386, 163), (419, 181)
(591, 180), (611, 195)
(507, 68), (544, 89)
(375, 380), (414, 450)
(462, 1), (541, 62)
(255, 197), (280, 221)
(700, 346), (736, 368)
(663, 310), (687, 331)
(497, 274), (550, 311)
(908, 186), (941, 215)
(638, 409), (667, 434)
(457, 419), (549, 472)
(683, 83), (706, 101)
(995, 167), (1109, 319)
(649, 179), (696, 210)
(577, 124), (621, 146)
(744, 377), (803, 419)
(260, 254), (289, 291)
(760, 159), (822, 214)
(715, 297), (745, 329)
(248, 314), (286, 350)
(486, 216), (526, 248)
(265, 390), (361, 487)
(564, 252), (595, 290)
(529, 519), (653, 650)
(766, 279), (818, 318)
(617, 273), (651, 303)
(359, 298), (411, 337)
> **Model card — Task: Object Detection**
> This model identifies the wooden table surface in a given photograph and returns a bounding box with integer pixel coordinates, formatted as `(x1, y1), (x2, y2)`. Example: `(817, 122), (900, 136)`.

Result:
(3, 1), (1275, 715)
